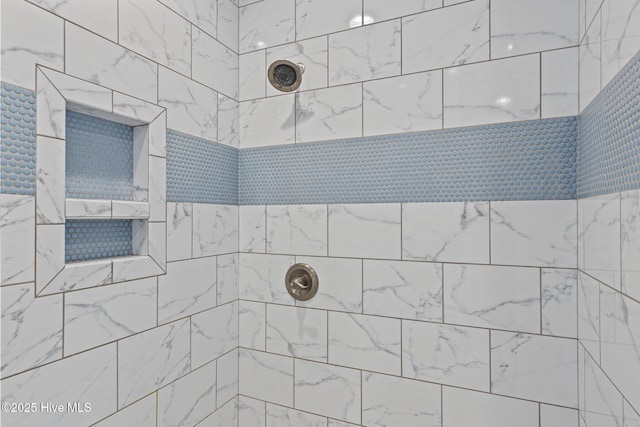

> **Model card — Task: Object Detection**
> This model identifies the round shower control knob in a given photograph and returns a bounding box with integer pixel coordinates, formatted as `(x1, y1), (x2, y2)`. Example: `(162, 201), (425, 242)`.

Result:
(285, 263), (319, 301)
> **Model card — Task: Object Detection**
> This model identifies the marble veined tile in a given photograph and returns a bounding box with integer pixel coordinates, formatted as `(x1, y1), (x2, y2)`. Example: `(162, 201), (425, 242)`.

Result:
(167, 202), (192, 261)
(239, 50), (266, 101)
(239, 0), (295, 53)
(266, 205), (327, 256)
(1, 195), (35, 285)
(218, 94), (239, 148)
(217, 349), (238, 404)
(364, 0), (441, 22)
(403, 0), (489, 73)
(239, 253), (295, 304)
(296, 256), (362, 313)
(240, 205), (266, 253)
(329, 20), (401, 85)
(35, 136), (65, 225)
(239, 396), (265, 427)
(266, 304), (327, 362)
(159, 0), (217, 37)
(542, 47), (580, 118)
(266, 404), (327, 427)
(158, 362), (216, 427)
(240, 348), (293, 406)
(266, 37), (328, 95)
(601, 0), (640, 87)
(192, 204), (238, 257)
(192, 27), (239, 99)
(239, 95), (296, 148)
(540, 405), (579, 427)
(218, 253), (239, 304)
(94, 394), (156, 427)
(26, 0), (116, 41)
(295, 0), (361, 40)
(218, 0), (239, 52)
(239, 300), (266, 350)
(582, 349), (624, 427)
(541, 269), (578, 338)
(191, 302), (238, 368)
(622, 189), (640, 300)
(578, 271), (601, 362)
(579, 11), (601, 112)
(625, 400), (640, 427)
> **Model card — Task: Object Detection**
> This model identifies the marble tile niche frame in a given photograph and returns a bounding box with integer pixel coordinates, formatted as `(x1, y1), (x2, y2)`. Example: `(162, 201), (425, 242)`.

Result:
(35, 66), (167, 296)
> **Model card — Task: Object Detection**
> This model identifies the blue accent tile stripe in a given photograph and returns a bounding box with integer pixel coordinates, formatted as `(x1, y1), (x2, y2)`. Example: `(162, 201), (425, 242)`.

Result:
(578, 51), (640, 198)
(66, 111), (134, 200)
(1, 83), (36, 195)
(65, 219), (132, 262)
(239, 117), (578, 205)
(167, 129), (238, 205)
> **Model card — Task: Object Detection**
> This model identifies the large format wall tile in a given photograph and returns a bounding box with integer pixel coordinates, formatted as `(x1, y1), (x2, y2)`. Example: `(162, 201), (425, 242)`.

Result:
(95, 394), (156, 427)
(621, 189), (640, 300)
(240, 348), (293, 406)
(266, 37), (328, 95)
(542, 48), (580, 118)
(364, 0), (441, 22)
(601, 0), (640, 87)
(239, 396), (266, 427)
(541, 269), (578, 338)
(191, 302), (238, 368)
(217, 348), (239, 405)
(266, 305), (327, 362)
(239, 300), (266, 350)
(158, 0), (217, 37)
(1, 195), (35, 285)
(295, 0), (361, 40)
(239, 95), (296, 148)
(579, 11), (602, 112)
(239, 0), (295, 53)
(193, 204), (238, 257)
(240, 205), (267, 253)
(267, 404), (327, 427)
(578, 271), (601, 362)
(167, 202), (192, 261)
(192, 28), (239, 99)
(26, 0), (117, 41)
(582, 349), (624, 427)
(266, 205), (327, 256)
(239, 253), (295, 304)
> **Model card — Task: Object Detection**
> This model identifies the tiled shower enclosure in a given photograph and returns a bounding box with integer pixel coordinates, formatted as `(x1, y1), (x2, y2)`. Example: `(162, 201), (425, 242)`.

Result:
(1, 0), (639, 426)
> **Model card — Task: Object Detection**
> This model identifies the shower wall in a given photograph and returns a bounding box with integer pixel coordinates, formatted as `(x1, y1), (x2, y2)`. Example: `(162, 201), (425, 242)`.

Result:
(576, 1), (640, 426)
(1, 0), (240, 426)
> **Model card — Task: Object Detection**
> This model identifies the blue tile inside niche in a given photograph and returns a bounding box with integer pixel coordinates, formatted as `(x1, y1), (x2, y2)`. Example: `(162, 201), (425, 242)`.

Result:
(1, 83), (36, 195)
(66, 110), (134, 200)
(578, 50), (640, 197)
(240, 117), (578, 205)
(65, 219), (132, 262)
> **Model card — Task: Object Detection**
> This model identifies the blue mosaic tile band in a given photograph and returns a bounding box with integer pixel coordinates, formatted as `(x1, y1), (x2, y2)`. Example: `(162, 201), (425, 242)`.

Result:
(66, 110), (134, 200)
(65, 219), (132, 262)
(239, 117), (578, 205)
(167, 129), (238, 204)
(1, 83), (36, 195)
(578, 51), (640, 198)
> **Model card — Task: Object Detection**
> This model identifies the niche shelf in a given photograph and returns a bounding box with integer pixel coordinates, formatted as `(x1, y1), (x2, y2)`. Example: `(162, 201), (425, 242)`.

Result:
(34, 66), (167, 296)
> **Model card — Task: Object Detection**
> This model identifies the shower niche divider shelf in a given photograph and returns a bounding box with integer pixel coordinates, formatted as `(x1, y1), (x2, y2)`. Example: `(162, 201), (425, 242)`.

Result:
(34, 66), (167, 296)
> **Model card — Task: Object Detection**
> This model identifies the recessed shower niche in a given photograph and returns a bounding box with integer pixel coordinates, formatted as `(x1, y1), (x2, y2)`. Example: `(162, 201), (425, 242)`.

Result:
(34, 67), (167, 296)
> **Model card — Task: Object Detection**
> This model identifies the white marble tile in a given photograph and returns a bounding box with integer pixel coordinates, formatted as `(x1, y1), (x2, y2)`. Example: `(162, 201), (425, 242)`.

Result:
(158, 361), (216, 427)
(133, 127), (150, 203)
(147, 223), (166, 268)
(64, 278), (156, 356)
(600, 287), (640, 412)
(295, 0), (361, 40)
(266, 305), (327, 362)
(622, 189), (640, 300)
(403, 0), (489, 73)
(191, 302), (239, 368)
(217, 253), (239, 304)
(266, 205), (327, 256)
(119, 0), (191, 74)
(491, 0), (579, 59)
(402, 202), (490, 264)
(118, 319), (190, 407)
(27, 0), (117, 41)
(1, 344), (116, 427)
(579, 11), (602, 112)
(112, 201), (150, 218)
(585, 0), (605, 30)
(1, 0), (63, 89)
(491, 200), (578, 268)
(36, 74), (65, 143)
(158, 66), (218, 141)
(158, 257), (217, 324)
(159, 0), (217, 37)
(266, 37), (328, 95)
(541, 405), (579, 427)
(239, 95), (296, 148)
(193, 204), (238, 257)
(112, 256), (164, 283)
(239, 0), (295, 53)
(142, 111), (166, 160)
(239, 253), (296, 304)
(218, 94), (240, 148)
(65, 199), (111, 219)
(583, 350), (624, 427)
(240, 205), (266, 253)
(328, 421), (359, 427)
(35, 225), (64, 291)
(41, 68), (113, 115)
(444, 264), (540, 333)
(443, 386), (539, 427)
(363, 71), (442, 136)
(192, 27), (239, 99)
(65, 24), (158, 103)
(601, 0), (640, 88)
(542, 47), (580, 118)
(239, 396), (266, 427)
(296, 84), (363, 143)
(444, 54), (541, 127)
(363, 260), (442, 321)
(625, 400), (640, 427)
(1, 195), (35, 285)
(35, 136), (64, 225)
(218, 0), (239, 52)
(267, 404), (326, 427)
(578, 272), (601, 362)
(403, 320), (490, 391)
(364, 0), (441, 22)
(217, 348), (239, 405)
(1, 284), (62, 378)
(239, 50), (266, 101)
(167, 202), (192, 261)
(240, 300), (266, 350)
(580, 194), (621, 289)
(328, 203), (400, 259)
(542, 269), (578, 338)
(295, 359), (361, 424)
(94, 394), (156, 427)
(329, 20), (401, 85)
(295, 256), (362, 312)
(491, 332), (577, 407)
(329, 312), (401, 375)
(363, 372), (441, 427)
(113, 93), (164, 125)
(240, 348), (293, 406)
(131, 220), (150, 257)
(42, 259), (113, 295)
